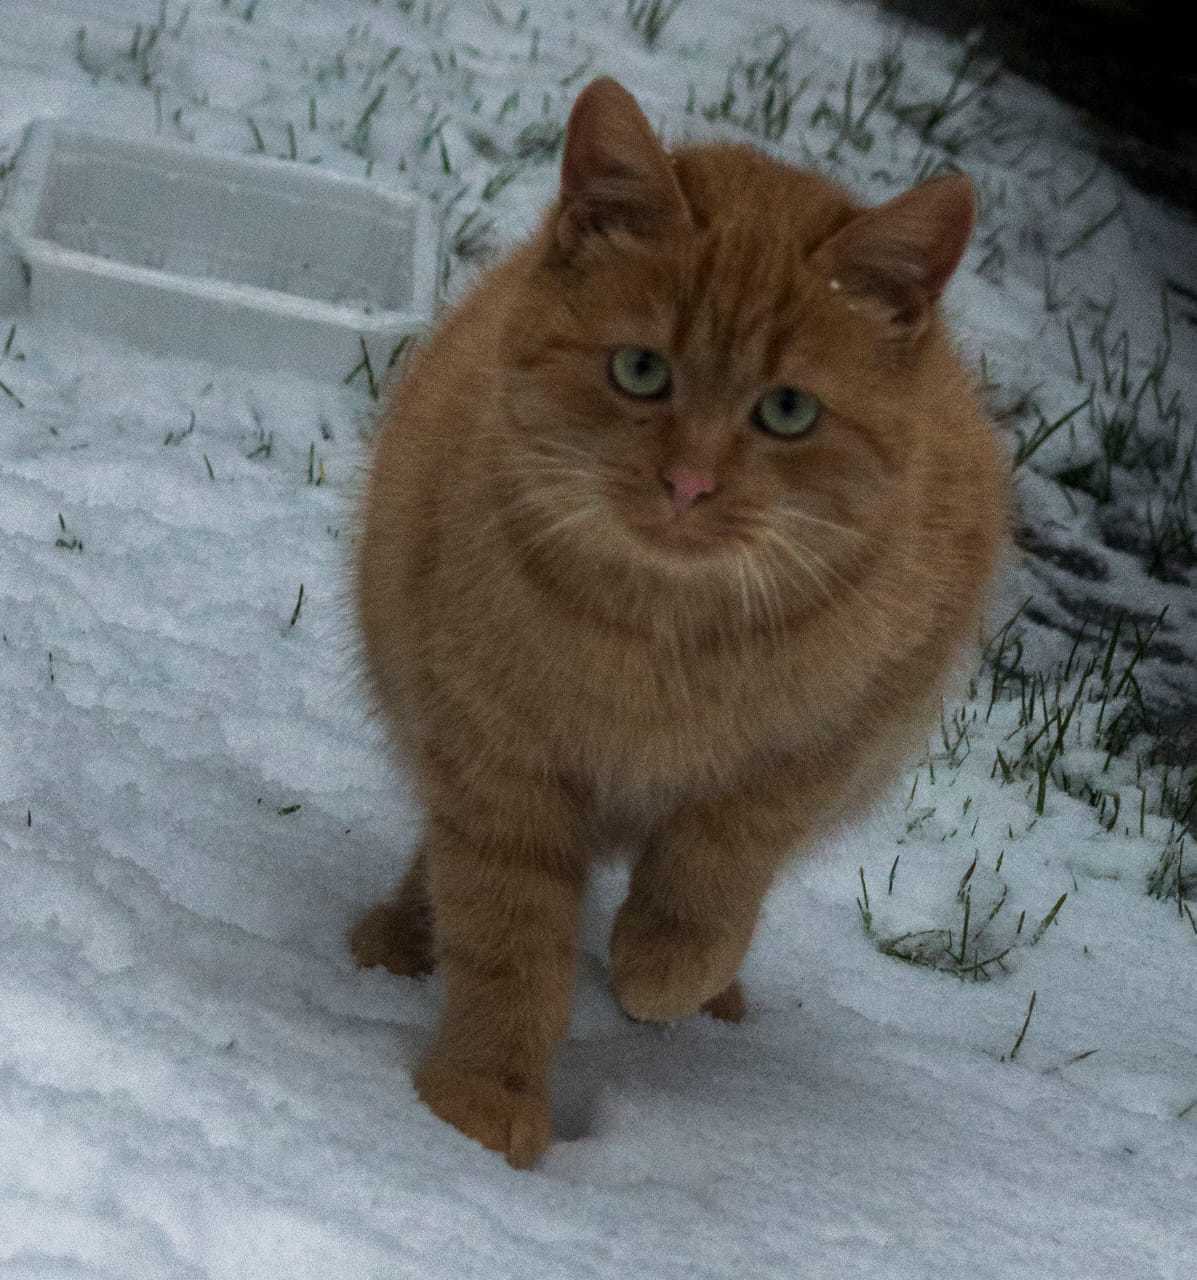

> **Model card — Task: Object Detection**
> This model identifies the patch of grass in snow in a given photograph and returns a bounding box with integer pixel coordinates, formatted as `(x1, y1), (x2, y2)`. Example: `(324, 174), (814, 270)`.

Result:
(74, 15), (168, 89)
(695, 27), (807, 144)
(513, 119), (565, 160)
(861, 601), (1197, 977)
(988, 267), (1195, 582)
(1146, 834), (1196, 928)
(982, 602), (1196, 841)
(163, 411), (196, 446)
(348, 85), (388, 158)
(452, 208), (497, 261)
(246, 426), (274, 460)
(891, 36), (1001, 151)
(220, 0), (259, 20)
(0, 326), (26, 401)
(1001, 989), (1037, 1061)
(809, 46), (905, 160)
(982, 602), (1167, 815)
(343, 338), (379, 400)
(485, 2), (530, 32)
(858, 845), (1067, 983)
(306, 441), (326, 486)
(696, 26), (1009, 173)
(626, 0), (687, 50)
(246, 116), (267, 153)
(1011, 394), (1092, 467)
(0, 376), (23, 409)
(71, 1), (196, 98)
(70, 8), (208, 143)
(54, 512), (83, 553)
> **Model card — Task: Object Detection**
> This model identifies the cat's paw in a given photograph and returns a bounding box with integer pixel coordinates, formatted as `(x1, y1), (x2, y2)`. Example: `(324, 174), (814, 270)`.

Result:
(349, 899), (435, 977)
(701, 979), (747, 1024)
(414, 1056), (551, 1170)
(610, 908), (740, 1023)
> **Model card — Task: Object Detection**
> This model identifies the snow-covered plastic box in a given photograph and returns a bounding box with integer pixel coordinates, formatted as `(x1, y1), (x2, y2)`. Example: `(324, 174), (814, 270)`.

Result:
(0, 120), (438, 379)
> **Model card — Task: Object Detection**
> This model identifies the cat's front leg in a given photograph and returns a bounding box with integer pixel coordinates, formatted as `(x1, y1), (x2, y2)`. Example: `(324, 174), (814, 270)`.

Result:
(415, 776), (587, 1169)
(611, 773), (797, 1023)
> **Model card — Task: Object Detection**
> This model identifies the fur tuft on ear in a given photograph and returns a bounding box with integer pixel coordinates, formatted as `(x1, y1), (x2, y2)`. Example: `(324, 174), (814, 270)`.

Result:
(554, 77), (692, 257)
(812, 173), (976, 337)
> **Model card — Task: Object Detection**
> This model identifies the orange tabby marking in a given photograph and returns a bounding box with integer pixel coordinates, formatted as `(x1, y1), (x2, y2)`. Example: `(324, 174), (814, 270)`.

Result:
(352, 77), (1007, 1168)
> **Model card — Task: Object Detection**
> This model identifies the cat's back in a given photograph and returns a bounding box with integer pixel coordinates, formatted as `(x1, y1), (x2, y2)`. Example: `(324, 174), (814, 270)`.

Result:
(364, 248), (525, 510)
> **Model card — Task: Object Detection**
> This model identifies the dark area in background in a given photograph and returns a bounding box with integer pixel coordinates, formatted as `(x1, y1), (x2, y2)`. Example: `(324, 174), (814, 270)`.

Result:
(881, 1), (1197, 782)
(879, 0), (1197, 218)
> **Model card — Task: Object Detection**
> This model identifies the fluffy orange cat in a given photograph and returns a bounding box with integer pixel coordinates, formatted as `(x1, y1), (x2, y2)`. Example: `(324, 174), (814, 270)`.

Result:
(351, 77), (1007, 1167)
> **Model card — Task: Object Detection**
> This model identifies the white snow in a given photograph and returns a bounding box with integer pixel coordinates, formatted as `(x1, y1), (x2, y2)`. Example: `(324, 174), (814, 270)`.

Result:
(1, 2), (1195, 1278)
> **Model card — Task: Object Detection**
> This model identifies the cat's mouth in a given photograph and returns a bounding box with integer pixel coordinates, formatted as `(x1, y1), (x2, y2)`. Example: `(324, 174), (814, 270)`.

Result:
(620, 494), (749, 561)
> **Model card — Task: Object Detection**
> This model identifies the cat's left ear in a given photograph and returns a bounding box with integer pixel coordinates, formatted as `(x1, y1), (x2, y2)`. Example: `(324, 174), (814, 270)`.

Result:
(553, 77), (692, 259)
(812, 174), (975, 339)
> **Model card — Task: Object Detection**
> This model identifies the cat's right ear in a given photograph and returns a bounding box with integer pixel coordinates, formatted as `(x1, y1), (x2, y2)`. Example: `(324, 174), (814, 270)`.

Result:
(552, 78), (692, 260)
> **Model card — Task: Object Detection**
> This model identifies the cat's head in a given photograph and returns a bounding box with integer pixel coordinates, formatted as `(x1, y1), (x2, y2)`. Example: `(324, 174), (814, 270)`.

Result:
(498, 78), (976, 621)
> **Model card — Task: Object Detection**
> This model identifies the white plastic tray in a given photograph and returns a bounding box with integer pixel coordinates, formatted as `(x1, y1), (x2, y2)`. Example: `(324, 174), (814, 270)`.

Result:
(0, 120), (438, 379)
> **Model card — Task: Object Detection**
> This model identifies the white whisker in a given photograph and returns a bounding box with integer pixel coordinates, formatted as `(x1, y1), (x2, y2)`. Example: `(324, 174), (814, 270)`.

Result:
(758, 527), (836, 605)
(518, 503), (604, 555)
(734, 547), (785, 636)
(777, 506), (870, 542)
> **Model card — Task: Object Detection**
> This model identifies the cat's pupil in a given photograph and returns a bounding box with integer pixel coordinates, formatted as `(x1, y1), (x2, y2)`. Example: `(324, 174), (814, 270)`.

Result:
(611, 346), (670, 398)
(777, 389), (796, 415)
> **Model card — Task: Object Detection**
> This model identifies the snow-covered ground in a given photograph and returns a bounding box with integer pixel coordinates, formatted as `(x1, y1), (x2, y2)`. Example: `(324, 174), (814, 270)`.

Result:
(1, 2), (1194, 1277)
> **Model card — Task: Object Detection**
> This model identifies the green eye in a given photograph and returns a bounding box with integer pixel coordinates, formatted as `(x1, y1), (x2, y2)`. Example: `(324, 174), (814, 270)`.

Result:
(610, 347), (671, 399)
(753, 386), (820, 438)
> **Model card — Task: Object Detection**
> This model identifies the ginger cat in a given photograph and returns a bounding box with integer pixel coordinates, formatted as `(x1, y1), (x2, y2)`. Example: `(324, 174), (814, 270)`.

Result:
(351, 77), (1007, 1168)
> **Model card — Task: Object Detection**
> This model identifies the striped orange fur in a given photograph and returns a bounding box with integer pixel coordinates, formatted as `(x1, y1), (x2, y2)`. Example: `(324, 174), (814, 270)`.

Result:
(351, 78), (1007, 1167)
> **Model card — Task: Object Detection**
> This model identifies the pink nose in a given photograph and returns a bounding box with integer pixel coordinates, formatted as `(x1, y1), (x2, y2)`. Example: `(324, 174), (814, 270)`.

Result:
(661, 464), (717, 514)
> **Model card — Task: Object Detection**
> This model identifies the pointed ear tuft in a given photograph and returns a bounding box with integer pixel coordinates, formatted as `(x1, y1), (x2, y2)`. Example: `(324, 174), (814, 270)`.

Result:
(554, 77), (692, 257)
(813, 173), (976, 337)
